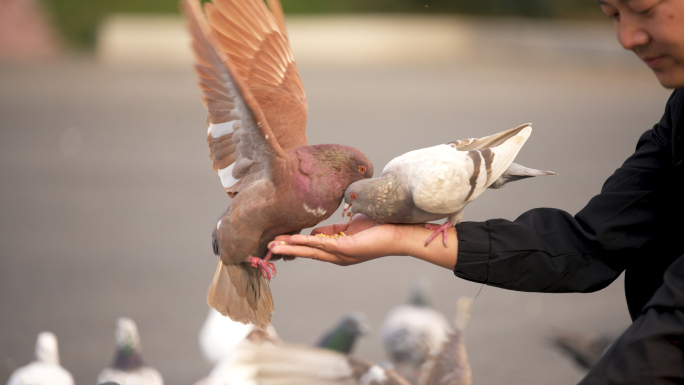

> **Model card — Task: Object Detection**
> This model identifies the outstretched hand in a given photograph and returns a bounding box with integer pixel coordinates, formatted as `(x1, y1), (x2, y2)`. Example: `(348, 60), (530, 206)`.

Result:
(268, 214), (458, 269)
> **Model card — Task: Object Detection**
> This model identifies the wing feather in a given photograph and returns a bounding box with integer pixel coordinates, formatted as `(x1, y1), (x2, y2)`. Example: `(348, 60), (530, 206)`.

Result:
(183, 0), (306, 197)
(450, 123), (531, 151)
(266, 0), (288, 41)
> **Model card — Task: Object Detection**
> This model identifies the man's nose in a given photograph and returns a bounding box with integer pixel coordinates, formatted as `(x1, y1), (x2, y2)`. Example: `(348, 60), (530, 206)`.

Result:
(617, 17), (649, 50)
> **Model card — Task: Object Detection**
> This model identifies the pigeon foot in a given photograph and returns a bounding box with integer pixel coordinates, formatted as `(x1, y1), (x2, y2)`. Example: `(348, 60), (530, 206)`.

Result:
(424, 221), (452, 247)
(250, 257), (276, 280)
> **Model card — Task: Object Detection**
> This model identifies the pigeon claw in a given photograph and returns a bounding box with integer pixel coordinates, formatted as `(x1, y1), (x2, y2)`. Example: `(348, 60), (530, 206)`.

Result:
(250, 257), (276, 281)
(424, 221), (452, 247)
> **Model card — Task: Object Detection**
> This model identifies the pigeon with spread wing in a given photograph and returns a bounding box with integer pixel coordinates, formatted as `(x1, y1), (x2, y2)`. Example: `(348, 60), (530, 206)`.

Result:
(342, 123), (555, 246)
(182, 0), (373, 329)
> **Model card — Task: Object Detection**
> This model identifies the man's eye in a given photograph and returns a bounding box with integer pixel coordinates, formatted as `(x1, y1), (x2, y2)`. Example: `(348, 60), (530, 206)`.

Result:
(599, 4), (618, 19)
(630, 0), (659, 14)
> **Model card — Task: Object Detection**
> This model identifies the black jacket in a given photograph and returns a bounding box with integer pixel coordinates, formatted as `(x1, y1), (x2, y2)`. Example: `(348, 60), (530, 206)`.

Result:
(454, 89), (684, 384)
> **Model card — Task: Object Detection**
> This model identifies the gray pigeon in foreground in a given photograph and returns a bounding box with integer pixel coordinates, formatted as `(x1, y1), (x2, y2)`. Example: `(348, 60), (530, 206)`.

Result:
(182, 0), (373, 329)
(381, 279), (451, 384)
(316, 312), (370, 354)
(7, 332), (74, 385)
(96, 317), (163, 385)
(342, 123), (556, 246)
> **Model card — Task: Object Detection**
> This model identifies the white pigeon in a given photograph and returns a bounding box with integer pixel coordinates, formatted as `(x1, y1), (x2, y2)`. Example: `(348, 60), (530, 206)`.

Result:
(96, 317), (164, 385)
(380, 279), (451, 384)
(6, 332), (74, 385)
(199, 308), (281, 365)
(342, 123), (556, 246)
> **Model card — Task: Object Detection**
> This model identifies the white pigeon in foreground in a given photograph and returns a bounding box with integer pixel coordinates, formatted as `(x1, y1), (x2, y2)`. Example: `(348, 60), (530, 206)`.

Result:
(194, 327), (284, 385)
(7, 332), (74, 385)
(380, 279), (451, 384)
(96, 317), (163, 385)
(206, 341), (411, 385)
(199, 308), (281, 365)
(342, 123), (556, 246)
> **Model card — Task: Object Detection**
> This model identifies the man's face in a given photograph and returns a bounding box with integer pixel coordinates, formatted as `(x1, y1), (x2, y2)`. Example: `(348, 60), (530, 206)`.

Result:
(599, 0), (684, 88)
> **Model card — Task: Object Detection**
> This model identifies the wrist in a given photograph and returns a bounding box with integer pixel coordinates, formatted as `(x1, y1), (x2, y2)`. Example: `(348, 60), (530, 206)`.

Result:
(404, 224), (458, 270)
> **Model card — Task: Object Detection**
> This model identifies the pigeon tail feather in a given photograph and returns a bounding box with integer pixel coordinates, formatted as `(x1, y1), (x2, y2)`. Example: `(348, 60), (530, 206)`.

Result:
(207, 260), (274, 329)
(489, 162), (558, 189)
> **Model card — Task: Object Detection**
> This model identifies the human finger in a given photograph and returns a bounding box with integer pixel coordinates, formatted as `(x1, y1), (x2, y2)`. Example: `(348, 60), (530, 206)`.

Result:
(269, 243), (347, 265)
(272, 234), (293, 242)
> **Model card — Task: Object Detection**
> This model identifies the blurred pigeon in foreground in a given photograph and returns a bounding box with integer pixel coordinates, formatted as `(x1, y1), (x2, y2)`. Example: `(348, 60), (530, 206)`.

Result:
(549, 329), (614, 370)
(342, 123), (555, 246)
(209, 298), (474, 385)
(316, 312), (369, 354)
(6, 332), (74, 385)
(380, 279), (451, 384)
(208, 342), (411, 385)
(96, 317), (163, 385)
(194, 327), (284, 385)
(182, 0), (373, 329)
(199, 308), (281, 365)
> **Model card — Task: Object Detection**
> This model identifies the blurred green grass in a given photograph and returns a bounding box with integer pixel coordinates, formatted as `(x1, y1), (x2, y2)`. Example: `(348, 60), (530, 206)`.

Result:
(42, 0), (602, 49)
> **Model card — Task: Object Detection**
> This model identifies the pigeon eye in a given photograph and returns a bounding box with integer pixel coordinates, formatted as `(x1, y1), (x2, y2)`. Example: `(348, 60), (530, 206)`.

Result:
(359, 166), (367, 174)
(350, 193), (358, 200)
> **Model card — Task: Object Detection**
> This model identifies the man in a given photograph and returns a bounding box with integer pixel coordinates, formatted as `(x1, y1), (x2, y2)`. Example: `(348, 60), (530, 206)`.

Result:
(270, 0), (684, 383)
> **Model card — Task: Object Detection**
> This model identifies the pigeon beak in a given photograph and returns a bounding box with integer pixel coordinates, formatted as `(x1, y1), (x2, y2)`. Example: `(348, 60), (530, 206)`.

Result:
(342, 203), (354, 221)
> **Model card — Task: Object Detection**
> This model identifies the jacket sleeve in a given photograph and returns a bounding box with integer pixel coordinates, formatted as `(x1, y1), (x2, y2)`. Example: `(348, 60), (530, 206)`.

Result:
(454, 90), (680, 294)
(578, 253), (684, 385)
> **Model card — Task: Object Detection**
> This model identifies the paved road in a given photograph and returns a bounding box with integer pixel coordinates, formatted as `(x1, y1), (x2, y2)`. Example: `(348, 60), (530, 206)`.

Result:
(0, 41), (672, 385)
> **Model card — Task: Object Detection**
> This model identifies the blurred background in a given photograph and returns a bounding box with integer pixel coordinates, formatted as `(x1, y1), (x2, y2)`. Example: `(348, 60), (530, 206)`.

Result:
(0, 0), (672, 384)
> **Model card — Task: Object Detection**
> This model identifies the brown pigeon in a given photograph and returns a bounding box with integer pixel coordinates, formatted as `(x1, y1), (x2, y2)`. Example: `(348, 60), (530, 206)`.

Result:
(182, 0), (374, 329)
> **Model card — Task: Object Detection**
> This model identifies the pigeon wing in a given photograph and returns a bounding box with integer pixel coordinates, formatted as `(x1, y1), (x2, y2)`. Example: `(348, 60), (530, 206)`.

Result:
(184, 0), (307, 197)
(450, 123), (531, 151)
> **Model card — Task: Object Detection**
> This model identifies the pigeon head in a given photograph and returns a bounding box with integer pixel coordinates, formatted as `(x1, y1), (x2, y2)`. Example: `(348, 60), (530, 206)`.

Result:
(342, 175), (396, 221)
(35, 331), (60, 365)
(337, 312), (370, 337)
(408, 277), (432, 307)
(345, 146), (374, 182)
(316, 312), (370, 354)
(113, 317), (144, 369)
(309, 145), (373, 186)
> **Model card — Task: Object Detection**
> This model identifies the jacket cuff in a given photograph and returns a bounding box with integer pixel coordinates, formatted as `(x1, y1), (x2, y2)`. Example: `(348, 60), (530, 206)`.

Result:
(454, 221), (491, 284)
